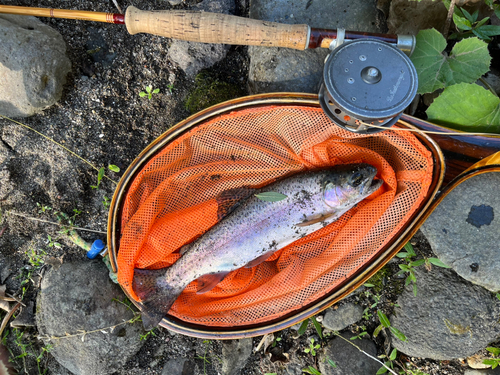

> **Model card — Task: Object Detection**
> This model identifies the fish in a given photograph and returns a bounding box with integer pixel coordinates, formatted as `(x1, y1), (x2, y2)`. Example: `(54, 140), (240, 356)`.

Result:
(133, 163), (383, 329)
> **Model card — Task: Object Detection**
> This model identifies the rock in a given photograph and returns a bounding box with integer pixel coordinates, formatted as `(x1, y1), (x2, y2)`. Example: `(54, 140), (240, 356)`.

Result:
(0, 15), (71, 118)
(420, 172), (500, 292)
(465, 369), (500, 375)
(285, 362), (304, 375)
(168, 0), (235, 78)
(387, 0), (448, 35)
(390, 267), (500, 360)
(10, 301), (35, 328)
(248, 0), (386, 94)
(221, 338), (253, 375)
(161, 358), (197, 375)
(322, 303), (364, 331)
(36, 260), (145, 375)
(317, 332), (380, 375)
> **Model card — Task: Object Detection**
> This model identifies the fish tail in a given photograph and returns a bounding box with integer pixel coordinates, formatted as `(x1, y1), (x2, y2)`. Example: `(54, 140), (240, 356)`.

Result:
(132, 268), (182, 331)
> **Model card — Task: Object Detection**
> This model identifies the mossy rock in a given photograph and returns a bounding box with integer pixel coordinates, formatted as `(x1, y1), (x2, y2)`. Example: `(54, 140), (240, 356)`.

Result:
(365, 266), (390, 294)
(185, 73), (244, 114)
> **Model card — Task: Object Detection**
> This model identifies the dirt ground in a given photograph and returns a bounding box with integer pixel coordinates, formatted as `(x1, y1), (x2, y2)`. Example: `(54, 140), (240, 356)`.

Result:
(0, 0), (486, 374)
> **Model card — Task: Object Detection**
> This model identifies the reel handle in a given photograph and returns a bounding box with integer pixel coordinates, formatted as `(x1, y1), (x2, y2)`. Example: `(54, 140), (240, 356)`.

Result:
(125, 6), (310, 50)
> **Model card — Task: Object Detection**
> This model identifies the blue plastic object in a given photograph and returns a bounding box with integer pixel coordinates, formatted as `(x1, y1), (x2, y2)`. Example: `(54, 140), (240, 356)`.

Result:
(87, 239), (105, 259)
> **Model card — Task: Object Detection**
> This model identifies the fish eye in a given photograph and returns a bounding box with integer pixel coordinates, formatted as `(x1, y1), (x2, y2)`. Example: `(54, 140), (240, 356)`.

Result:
(349, 172), (364, 187)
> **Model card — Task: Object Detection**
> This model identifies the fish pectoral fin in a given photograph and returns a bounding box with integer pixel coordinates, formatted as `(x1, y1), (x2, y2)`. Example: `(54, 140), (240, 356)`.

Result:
(295, 212), (338, 227)
(244, 250), (275, 268)
(216, 186), (256, 221)
(196, 272), (230, 294)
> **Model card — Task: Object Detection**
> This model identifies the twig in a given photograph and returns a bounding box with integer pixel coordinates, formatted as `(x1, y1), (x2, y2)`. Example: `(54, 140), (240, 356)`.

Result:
(332, 332), (399, 375)
(0, 115), (118, 185)
(112, 0), (123, 14)
(443, 0), (457, 37)
(6, 211), (106, 234)
(0, 302), (21, 337)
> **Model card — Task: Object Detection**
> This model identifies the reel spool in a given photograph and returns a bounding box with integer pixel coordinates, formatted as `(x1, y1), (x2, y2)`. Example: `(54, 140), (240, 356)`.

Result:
(319, 39), (418, 134)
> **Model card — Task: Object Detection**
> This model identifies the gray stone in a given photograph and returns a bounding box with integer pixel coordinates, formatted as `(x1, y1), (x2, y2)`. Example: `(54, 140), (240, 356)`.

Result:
(317, 332), (380, 375)
(387, 0), (448, 35)
(465, 369), (500, 375)
(161, 358), (197, 375)
(168, 0), (235, 78)
(36, 260), (145, 375)
(221, 338), (253, 375)
(322, 303), (364, 331)
(0, 15), (71, 118)
(420, 172), (500, 292)
(390, 267), (500, 360)
(248, 0), (385, 94)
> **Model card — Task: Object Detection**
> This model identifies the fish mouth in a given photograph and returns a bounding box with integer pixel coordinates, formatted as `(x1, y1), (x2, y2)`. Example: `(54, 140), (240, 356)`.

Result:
(361, 178), (383, 196)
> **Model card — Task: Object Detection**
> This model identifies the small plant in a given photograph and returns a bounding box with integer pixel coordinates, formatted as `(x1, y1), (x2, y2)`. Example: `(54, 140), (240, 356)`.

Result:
(484, 347), (500, 369)
(36, 203), (51, 214)
(449, 4), (500, 41)
(11, 328), (52, 374)
(166, 83), (175, 94)
(271, 336), (281, 348)
(102, 195), (111, 208)
(196, 339), (222, 375)
(304, 337), (321, 356)
(46, 235), (62, 249)
(297, 316), (323, 339)
(28, 248), (46, 268)
(350, 330), (369, 340)
(139, 328), (156, 341)
(376, 348), (398, 374)
(302, 366), (322, 375)
(91, 165), (120, 190)
(373, 310), (407, 342)
(396, 242), (450, 296)
(139, 85), (160, 100)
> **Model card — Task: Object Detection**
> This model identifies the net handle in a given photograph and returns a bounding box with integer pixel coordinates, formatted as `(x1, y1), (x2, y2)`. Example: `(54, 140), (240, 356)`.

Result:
(124, 6), (310, 50)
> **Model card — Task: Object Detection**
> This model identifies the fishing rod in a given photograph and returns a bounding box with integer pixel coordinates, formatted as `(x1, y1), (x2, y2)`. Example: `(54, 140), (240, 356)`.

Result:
(0, 5), (415, 53)
(0, 4), (418, 134)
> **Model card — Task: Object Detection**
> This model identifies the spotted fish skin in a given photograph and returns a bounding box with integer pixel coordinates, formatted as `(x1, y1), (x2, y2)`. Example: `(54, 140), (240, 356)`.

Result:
(133, 164), (382, 329)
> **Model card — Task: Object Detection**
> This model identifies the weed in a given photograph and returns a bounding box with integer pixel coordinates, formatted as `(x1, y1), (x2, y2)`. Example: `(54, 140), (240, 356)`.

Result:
(302, 366), (321, 375)
(103, 195), (111, 208)
(27, 248), (46, 269)
(139, 85), (160, 100)
(304, 338), (321, 356)
(36, 203), (51, 214)
(46, 235), (62, 249)
(396, 242), (450, 297)
(11, 328), (52, 374)
(166, 84), (175, 94)
(196, 339), (222, 375)
(376, 348), (398, 374)
(139, 328), (156, 341)
(350, 330), (369, 340)
(271, 336), (281, 348)
(373, 310), (407, 342)
(449, 4), (500, 41)
(297, 316), (323, 339)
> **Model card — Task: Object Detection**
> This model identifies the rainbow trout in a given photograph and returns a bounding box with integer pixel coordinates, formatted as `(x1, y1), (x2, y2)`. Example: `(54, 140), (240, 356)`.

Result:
(133, 164), (383, 329)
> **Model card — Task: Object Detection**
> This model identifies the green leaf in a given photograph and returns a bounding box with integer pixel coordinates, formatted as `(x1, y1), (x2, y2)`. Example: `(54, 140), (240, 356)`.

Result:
(428, 258), (451, 268)
(390, 348), (397, 361)
(413, 283), (418, 297)
(411, 29), (491, 94)
(459, 8), (474, 23)
(486, 347), (500, 357)
(453, 13), (472, 30)
(483, 359), (498, 366)
(311, 316), (323, 340)
(399, 264), (410, 272)
(390, 326), (407, 342)
(404, 242), (416, 257)
(254, 192), (288, 202)
(476, 17), (490, 29)
(364, 283), (375, 287)
(97, 167), (105, 182)
(139, 91), (147, 97)
(410, 259), (425, 267)
(396, 252), (408, 258)
(376, 365), (388, 374)
(373, 324), (384, 338)
(297, 319), (309, 336)
(153, 88), (160, 94)
(496, 293), (500, 301)
(146, 86), (152, 93)
(108, 164), (120, 173)
(426, 83), (500, 133)
(405, 275), (412, 286)
(476, 25), (500, 37)
(377, 311), (391, 328)
(328, 359), (337, 368)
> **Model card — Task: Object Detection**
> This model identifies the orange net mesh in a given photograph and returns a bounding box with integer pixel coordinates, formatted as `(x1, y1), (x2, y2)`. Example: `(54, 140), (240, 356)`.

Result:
(117, 105), (433, 326)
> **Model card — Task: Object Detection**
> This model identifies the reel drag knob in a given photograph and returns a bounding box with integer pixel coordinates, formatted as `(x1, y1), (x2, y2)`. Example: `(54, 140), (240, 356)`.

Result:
(319, 39), (418, 134)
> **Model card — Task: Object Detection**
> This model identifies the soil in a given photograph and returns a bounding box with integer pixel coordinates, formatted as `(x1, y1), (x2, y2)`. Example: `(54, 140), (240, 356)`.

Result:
(0, 0), (484, 375)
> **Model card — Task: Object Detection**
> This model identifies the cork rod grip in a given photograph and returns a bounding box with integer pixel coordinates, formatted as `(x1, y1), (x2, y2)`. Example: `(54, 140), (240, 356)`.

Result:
(125, 6), (310, 50)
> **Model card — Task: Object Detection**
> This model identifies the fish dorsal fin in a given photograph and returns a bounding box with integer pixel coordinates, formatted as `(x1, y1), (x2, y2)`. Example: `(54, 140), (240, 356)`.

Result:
(295, 212), (338, 227)
(216, 187), (256, 220)
(244, 250), (275, 268)
(196, 271), (230, 294)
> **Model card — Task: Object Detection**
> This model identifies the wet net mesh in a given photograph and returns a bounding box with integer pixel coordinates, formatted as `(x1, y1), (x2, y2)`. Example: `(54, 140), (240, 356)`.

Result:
(117, 105), (433, 326)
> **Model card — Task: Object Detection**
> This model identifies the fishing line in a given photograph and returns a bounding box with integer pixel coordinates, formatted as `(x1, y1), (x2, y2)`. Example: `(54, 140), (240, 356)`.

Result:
(0, 115), (118, 184)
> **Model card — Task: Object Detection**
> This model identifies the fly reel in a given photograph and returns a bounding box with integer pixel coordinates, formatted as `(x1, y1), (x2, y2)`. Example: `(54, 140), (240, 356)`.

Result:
(319, 39), (418, 134)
